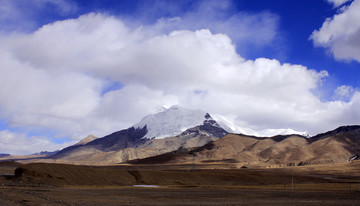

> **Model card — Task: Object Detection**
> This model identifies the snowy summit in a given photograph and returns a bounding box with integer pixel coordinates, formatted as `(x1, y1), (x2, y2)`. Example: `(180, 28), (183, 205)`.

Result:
(133, 106), (212, 139)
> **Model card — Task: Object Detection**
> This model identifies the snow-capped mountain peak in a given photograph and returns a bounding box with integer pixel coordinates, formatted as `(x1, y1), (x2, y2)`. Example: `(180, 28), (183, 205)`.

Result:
(133, 106), (212, 139)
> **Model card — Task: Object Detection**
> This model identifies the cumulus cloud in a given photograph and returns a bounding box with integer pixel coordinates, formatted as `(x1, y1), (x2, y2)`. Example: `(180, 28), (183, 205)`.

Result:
(91, 85), (179, 132)
(311, 0), (360, 62)
(0, 130), (73, 155)
(0, 12), (359, 154)
(333, 85), (356, 101)
(0, 49), (104, 137)
(148, 1), (280, 51)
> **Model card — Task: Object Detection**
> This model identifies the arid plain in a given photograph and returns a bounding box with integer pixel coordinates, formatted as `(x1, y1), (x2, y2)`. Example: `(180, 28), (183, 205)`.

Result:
(1, 160), (360, 205)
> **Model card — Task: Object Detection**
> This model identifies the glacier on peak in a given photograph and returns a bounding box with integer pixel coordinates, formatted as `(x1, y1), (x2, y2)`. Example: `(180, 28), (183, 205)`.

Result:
(132, 105), (309, 140)
(133, 106), (215, 139)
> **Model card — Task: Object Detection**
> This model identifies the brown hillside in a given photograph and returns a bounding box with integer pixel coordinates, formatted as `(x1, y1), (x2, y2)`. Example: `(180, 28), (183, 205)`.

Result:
(130, 127), (360, 166)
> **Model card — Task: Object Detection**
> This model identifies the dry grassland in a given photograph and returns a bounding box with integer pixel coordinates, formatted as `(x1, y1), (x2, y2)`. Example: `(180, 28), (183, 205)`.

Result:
(0, 161), (359, 205)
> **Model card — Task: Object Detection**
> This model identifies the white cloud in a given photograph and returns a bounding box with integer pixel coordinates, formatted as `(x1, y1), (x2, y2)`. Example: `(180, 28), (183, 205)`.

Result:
(153, 9), (278, 48)
(327, 0), (352, 7)
(311, 0), (360, 62)
(0, 130), (73, 155)
(138, 0), (280, 56)
(0, 49), (105, 139)
(91, 85), (179, 132)
(333, 85), (355, 101)
(0, 13), (359, 154)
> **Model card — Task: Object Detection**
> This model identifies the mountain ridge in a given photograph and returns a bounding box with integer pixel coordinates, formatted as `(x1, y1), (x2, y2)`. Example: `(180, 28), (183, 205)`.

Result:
(129, 125), (360, 167)
(2, 106), (359, 167)
(51, 107), (228, 163)
(133, 105), (214, 139)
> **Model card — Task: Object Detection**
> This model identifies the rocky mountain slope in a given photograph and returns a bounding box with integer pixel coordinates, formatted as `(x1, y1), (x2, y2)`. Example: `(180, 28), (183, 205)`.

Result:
(50, 107), (228, 164)
(129, 125), (360, 167)
(0, 154), (10, 158)
(73, 134), (98, 146)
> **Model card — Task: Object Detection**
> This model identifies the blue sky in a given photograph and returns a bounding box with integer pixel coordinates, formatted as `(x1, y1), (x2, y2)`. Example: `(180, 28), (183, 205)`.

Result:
(0, 0), (359, 155)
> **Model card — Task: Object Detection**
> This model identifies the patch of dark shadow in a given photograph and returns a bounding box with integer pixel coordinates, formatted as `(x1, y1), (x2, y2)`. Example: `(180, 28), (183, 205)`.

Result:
(270, 134), (307, 143)
(204, 113), (211, 119)
(14, 167), (53, 179)
(241, 165), (248, 169)
(229, 133), (267, 140)
(0, 174), (14, 180)
(348, 154), (360, 161)
(297, 162), (311, 166)
(201, 159), (238, 163)
(0, 154), (10, 158)
(25, 189), (51, 192)
(192, 141), (215, 152)
(51, 144), (83, 158)
(86, 126), (148, 151)
(55, 126), (149, 156)
(127, 170), (144, 185)
(178, 185), (198, 188)
(244, 141), (260, 151)
(310, 125), (360, 143)
(340, 140), (359, 152)
(271, 135), (291, 142)
(199, 120), (228, 138)
(127, 150), (183, 164)
(14, 167), (24, 178)
(21, 199), (30, 203)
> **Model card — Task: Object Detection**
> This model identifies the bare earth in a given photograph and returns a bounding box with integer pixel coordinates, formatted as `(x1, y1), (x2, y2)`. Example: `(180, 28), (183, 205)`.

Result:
(0, 161), (360, 205)
(1, 186), (360, 206)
